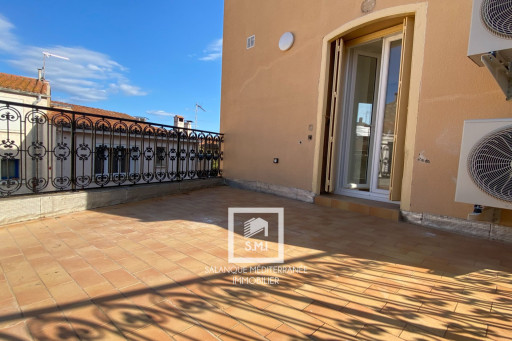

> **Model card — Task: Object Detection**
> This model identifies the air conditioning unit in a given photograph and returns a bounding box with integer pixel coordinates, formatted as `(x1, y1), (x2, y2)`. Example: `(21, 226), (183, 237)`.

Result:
(455, 119), (512, 210)
(467, 0), (512, 99)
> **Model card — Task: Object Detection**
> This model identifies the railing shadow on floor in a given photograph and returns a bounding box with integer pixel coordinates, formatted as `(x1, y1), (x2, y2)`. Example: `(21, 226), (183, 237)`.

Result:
(0, 249), (510, 340)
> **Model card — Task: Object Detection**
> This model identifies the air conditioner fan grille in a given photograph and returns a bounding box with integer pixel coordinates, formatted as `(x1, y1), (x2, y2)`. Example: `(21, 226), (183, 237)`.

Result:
(481, 0), (512, 39)
(468, 126), (512, 202)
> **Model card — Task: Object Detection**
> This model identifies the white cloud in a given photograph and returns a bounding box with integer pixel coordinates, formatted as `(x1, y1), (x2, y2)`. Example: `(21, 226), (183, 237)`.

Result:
(0, 15), (19, 53)
(199, 38), (222, 61)
(0, 14), (146, 102)
(118, 83), (146, 96)
(109, 82), (147, 96)
(146, 110), (175, 117)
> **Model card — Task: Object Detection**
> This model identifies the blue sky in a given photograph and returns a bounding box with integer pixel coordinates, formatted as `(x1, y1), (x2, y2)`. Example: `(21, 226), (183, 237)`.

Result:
(0, 1), (224, 132)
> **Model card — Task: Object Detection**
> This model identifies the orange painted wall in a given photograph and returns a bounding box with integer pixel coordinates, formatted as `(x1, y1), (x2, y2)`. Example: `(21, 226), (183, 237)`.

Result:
(220, 0), (512, 220)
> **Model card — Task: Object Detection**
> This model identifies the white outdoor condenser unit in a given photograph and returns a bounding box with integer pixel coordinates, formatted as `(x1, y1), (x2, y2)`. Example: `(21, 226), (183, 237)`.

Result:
(455, 119), (512, 210)
(467, 0), (512, 99)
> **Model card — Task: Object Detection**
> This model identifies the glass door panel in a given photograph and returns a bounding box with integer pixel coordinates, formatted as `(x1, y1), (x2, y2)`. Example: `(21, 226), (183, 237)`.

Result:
(337, 32), (404, 202)
(347, 54), (378, 189)
(377, 39), (402, 190)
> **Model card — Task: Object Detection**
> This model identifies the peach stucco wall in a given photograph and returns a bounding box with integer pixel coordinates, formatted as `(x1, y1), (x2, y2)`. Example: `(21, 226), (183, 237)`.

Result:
(220, 0), (512, 220)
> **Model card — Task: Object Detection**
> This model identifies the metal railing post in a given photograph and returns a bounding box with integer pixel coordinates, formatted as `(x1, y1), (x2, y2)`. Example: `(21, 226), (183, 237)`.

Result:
(71, 113), (76, 191)
(176, 131), (181, 181)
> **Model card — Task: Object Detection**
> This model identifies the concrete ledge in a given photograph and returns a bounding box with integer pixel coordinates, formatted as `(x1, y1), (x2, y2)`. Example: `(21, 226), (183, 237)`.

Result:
(0, 178), (224, 226)
(314, 194), (400, 221)
(315, 194), (400, 221)
(225, 178), (315, 203)
(490, 224), (512, 244)
(401, 210), (512, 244)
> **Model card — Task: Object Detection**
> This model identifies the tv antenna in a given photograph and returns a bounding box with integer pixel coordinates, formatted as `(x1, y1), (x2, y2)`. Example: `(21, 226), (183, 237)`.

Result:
(195, 103), (206, 129)
(41, 51), (70, 79)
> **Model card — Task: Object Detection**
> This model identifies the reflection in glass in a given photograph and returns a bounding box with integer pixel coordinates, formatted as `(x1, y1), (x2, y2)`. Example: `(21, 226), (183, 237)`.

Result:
(347, 54), (378, 188)
(377, 40), (402, 190)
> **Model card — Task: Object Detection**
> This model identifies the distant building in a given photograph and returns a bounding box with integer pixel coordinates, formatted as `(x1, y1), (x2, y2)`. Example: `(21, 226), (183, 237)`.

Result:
(174, 115), (193, 130)
(0, 72), (217, 196)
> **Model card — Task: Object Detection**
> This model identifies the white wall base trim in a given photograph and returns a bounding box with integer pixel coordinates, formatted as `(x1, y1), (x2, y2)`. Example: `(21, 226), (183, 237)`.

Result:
(401, 210), (512, 244)
(1, 178), (224, 226)
(225, 179), (315, 203)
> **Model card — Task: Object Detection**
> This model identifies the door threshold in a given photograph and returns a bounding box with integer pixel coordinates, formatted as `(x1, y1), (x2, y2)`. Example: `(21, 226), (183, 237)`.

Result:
(314, 193), (400, 221)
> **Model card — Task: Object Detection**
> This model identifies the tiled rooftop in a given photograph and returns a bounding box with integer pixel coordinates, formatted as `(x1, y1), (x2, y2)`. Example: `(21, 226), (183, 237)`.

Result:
(0, 186), (511, 340)
(50, 101), (136, 121)
(0, 72), (49, 95)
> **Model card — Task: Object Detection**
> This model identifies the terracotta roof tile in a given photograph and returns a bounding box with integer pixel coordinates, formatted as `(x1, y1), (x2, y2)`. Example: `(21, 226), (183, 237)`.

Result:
(47, 102), (167, 133)
(0, 72), (49, 95)
(50, 101), (136, 120)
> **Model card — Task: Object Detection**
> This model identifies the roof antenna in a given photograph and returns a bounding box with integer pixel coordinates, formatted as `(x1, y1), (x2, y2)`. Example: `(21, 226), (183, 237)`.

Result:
(195, 103), (206, 129)
(41, 51), (70, 80)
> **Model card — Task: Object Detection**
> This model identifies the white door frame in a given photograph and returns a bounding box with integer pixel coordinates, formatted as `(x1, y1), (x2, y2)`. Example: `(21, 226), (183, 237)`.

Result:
(336, 33), (403, 203)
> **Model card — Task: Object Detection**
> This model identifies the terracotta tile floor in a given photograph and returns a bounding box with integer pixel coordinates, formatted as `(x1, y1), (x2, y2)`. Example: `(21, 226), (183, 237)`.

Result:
(1, 186), (512, 340)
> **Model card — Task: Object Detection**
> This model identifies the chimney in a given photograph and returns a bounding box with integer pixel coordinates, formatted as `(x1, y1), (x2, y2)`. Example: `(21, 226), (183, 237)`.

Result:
(174, 115), (185, 128)
(38, 69), (43, 81)
(185, 120), (193, 130)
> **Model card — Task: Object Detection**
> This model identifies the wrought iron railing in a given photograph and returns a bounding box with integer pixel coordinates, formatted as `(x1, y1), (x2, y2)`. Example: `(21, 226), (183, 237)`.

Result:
(0, 100), (223, 197)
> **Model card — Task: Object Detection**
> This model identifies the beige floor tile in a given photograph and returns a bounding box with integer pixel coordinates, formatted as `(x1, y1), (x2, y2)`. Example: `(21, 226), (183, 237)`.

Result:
(47, 280), (89, 307)
(264, 302), (323, 336)
(98, 297), (154, 333)
(117, 255), (151, 273)
(11, 281), (52, 307)
(132, 324), (175, 340)
(27, 312), (80, 341)
(343, 301), (406, 337)
(0, 321), (33, 341)
(119, 282), (165, 309)
(36, 265), (73, 288)
(0, 280), (14, 302)
(180, 304), (239, 336)
(87, 256), (122, 274)
(304, 300), (364, 337)
(355, 324), (405, 340)
(83, 280), (119, 300)
(219, 322), (267, 341)
(1, 186), (512, 340)
(4, 267), (40, 288)
(69, 267), (107, 289)
(103, 268), (139, 289)
(266, 323), (310, 340)
(0, 297), (22, 329)
(310, 323), (358, 340)
(57, 255), (89, 272)
(398, 323), (445, 340)
(225, 302), (283, 336)
(139, 300), (197, 336)
(174, 325), (218, 341)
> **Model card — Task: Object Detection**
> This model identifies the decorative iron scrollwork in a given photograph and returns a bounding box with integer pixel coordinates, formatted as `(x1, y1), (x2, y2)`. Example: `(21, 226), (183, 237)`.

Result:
(0, 99), (223, 197)
(144, 147), (154, 161)
(28, 141), (46, 160)
(52, 176), (71, 190)
(0, 139), (19, 159)
(94, 174), (110, 187)
(0, 178), (21, 197)
(76, 175), (92, 188)
(26, 110), (47, 124)
(76, 144), (91, 160)
(54, 143), (70, 161)
(0, 105), (21, 122)
(26, 177), (48, 193)
(128, 173), (141, 183)
(179, 149), (186, 161)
